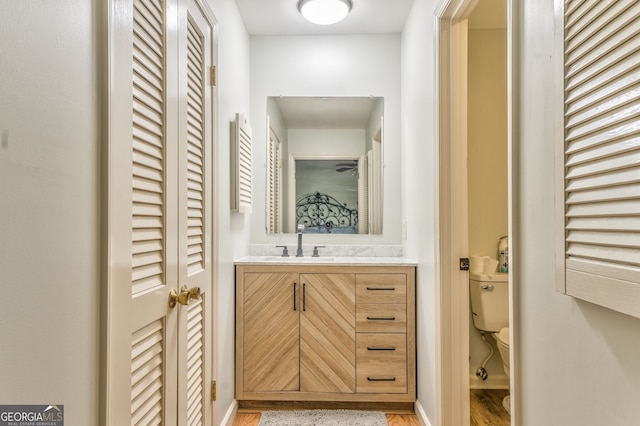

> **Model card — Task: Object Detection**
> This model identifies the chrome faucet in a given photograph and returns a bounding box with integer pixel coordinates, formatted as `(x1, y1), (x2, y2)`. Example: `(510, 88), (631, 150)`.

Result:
(296, 224), (305, 257)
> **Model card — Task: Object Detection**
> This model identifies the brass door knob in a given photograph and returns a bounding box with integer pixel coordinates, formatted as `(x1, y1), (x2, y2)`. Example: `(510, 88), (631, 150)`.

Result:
(168, 285), (191, 308)
(188, 286), (201, 300)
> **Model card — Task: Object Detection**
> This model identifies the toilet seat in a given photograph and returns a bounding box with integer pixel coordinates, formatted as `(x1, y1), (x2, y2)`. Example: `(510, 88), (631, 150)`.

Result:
(496, 327), (510, 350)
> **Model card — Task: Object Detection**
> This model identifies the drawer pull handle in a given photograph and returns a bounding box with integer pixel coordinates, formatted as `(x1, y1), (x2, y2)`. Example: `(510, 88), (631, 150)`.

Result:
(367, 346), (396, 351)
(367, 316), (396, 321)
(366, 287), (395, 291)
(293, 282), (297, 311)
(367, 377), (396, 382)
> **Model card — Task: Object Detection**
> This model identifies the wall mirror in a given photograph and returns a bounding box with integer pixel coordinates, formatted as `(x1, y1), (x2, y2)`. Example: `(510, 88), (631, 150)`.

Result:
(265, 96), (384, 235)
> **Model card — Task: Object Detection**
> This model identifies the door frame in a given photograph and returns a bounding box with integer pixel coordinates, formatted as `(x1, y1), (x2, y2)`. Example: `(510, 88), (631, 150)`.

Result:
(435, 0), (515, 424)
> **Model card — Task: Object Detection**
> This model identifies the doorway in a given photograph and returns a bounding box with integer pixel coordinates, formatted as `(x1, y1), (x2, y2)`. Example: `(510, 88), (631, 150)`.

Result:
(436, 0), (513, 424)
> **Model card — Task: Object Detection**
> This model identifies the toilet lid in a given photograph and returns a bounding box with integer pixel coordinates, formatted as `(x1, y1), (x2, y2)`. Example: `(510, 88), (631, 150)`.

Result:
(497, 327), (510, 345)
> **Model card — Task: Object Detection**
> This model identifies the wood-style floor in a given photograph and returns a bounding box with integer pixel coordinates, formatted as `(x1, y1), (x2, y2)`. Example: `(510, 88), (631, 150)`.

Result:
(233, 389), (508, 426)
(232, 412), (420, 426)
(470, 389), (510, 426)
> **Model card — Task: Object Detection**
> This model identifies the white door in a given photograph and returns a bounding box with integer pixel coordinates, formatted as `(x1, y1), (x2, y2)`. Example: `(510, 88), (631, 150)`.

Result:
(177, 2), (215, 424)
(106, 0), (216, 424)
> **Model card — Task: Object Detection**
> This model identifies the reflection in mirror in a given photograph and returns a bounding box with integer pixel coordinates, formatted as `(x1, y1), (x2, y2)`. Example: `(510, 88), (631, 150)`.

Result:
(266, 96), (383, 235)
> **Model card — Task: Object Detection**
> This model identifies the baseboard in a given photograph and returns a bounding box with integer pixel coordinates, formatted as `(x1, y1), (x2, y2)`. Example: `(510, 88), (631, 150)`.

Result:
(236, 400), (414, 413)
(469, 373), (509, 390)
(221, 400), (238, 426)
(414, 400), (433, 426)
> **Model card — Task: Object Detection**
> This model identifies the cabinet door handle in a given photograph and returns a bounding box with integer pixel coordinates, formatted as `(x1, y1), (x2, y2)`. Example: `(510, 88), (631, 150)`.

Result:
(293, 282), (297, 311)
(367, 316), (396, 321)
(367, 377), (396, 382)
(302, 283), (306, 312)
(366, 287), (395, 291)
(367, 346), (396, 351)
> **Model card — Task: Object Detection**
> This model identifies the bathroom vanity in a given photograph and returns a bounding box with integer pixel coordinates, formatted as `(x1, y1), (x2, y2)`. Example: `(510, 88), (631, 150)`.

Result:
(234, 257), (416, 408)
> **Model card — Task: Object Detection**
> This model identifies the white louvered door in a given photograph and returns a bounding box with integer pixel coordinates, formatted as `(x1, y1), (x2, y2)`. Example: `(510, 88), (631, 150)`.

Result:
(107, 0), (215, 424)
(177, 1), (214, 424)
(561, 0), (640, 318)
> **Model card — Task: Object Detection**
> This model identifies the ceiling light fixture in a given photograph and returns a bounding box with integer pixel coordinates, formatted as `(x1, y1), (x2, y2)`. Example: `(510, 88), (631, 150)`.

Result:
(297, 0), (353, 26)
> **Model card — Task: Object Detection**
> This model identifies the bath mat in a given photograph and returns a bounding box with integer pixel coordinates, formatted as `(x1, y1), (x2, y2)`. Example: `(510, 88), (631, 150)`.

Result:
(258, 409), (387, 426)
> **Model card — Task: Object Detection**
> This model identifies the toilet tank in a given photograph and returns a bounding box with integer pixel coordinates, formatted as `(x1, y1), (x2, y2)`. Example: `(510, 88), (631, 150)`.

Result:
(469, 272), (509, 332)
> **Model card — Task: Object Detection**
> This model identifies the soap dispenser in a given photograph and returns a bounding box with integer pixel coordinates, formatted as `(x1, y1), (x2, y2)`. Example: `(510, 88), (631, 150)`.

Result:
(497, 236), (509, 273)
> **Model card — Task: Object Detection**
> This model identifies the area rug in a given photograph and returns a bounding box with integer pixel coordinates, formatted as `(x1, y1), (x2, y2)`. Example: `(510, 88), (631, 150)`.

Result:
(258, 409), (387, 426)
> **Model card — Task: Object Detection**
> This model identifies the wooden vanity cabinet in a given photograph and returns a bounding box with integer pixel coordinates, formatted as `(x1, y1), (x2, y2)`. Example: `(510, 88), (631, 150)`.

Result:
(235, 264), (416, 404)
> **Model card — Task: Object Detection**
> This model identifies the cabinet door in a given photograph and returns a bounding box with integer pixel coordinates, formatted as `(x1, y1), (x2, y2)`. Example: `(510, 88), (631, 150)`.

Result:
(300, 274), (356, 393)
(242, 272), (299, 392)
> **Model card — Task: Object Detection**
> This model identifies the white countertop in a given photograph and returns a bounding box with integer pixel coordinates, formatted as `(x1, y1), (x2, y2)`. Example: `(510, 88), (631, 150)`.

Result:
(235, 255), (417, 266)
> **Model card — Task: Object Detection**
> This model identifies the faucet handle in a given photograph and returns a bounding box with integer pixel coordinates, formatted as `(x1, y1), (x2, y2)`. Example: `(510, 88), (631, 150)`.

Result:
(276, 245), (289, 257)
(312, 246), (325, 257)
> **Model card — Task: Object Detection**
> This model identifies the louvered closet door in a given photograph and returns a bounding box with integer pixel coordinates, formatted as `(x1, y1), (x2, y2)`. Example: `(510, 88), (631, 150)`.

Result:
(126, 0), (180, 424)
(176, 1), (214, 424)
(107, 0), (215, 424)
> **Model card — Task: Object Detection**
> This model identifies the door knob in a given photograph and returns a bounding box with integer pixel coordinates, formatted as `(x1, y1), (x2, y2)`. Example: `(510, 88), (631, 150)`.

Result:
(188, 286), (201, 301)
(168, 285), (191, 308)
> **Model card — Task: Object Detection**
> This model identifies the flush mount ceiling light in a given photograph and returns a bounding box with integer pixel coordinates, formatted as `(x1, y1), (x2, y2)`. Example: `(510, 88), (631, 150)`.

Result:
(297, 0), (353, 25)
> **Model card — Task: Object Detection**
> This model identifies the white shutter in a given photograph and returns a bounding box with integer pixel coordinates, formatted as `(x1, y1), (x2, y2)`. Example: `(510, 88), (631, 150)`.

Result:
(267, 127), (282, 233)
(562, 0), (640, 318)
(232, 113), (252, 213)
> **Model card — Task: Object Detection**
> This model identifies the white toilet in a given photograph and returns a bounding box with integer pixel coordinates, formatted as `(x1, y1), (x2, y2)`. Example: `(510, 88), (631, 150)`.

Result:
(469, 271), (511, 415)
(495, 327), (511, 414)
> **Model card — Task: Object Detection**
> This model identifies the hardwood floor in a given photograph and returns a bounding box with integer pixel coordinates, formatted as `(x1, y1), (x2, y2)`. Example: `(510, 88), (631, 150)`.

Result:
(232, 390), (508, 426)
(232, 412), (420, 426)
(232, 413), (260, 426)
(470, 389), (510, 426)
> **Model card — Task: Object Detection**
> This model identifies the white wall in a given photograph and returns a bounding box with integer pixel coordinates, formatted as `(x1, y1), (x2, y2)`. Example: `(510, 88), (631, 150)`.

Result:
(249, 34), (402, 246)
(401, 0), (439, 422)
(513, 1), (640, 424)
(0, 1), (100, 424)
(203, 0), (251, 423)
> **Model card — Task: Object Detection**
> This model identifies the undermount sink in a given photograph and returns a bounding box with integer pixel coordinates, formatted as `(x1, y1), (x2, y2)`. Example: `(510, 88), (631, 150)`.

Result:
(234, 255), (417, 266)
(260, 256), (335, 262)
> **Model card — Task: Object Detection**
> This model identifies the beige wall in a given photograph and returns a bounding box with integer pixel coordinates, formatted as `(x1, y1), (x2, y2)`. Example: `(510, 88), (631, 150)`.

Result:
(0, 1), (100, 424)
(467, 29), (508, 260)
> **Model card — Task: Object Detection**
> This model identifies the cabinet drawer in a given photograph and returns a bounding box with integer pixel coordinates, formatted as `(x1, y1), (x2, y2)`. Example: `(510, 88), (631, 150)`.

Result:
(357, 333), (407, 393)
(356, 304), (406, 333)
(356, 274), (406, 304)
